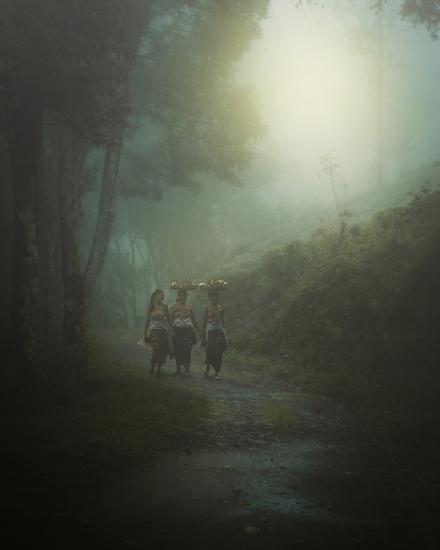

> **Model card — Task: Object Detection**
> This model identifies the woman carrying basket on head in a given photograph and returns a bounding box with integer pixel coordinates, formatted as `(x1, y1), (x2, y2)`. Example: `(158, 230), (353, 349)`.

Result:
(200, 280), (228, 379)
(169, 281), (200, 376)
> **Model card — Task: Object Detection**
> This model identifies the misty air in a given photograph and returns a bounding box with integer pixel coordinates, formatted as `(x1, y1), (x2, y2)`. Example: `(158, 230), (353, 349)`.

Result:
(1, 1), (440, 548)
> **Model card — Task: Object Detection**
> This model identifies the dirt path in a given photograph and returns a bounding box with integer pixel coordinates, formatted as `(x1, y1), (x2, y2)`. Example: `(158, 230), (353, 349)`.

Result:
(88, 343), (432, 549)
(3, 340), (438, 549)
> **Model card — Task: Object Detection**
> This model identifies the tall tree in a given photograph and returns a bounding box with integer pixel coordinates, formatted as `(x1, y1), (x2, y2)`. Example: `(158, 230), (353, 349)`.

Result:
(1, 0), (269, 393)
(1, 0), (152, 387)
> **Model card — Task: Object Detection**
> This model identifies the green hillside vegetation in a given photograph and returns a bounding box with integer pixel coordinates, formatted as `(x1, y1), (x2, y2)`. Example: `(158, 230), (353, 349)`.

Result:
(224, 188), (440, 426)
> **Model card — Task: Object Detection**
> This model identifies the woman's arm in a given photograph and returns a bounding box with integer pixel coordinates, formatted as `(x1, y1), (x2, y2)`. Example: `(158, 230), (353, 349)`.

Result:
(201, 306), (208, 344)
(190, 306), (201, 336)
(164, 304), (170, 324)
(169, 303), (175, 326)
(144, 309), (151, 339)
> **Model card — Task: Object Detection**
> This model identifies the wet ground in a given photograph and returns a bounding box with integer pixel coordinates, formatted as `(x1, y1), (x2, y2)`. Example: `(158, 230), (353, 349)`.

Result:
(4, 342), (439, 549)
(90, 344), (440, 549)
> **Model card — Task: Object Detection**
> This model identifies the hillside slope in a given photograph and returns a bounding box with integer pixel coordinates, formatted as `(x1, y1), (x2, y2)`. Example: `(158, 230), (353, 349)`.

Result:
(223, 189), (440, 424)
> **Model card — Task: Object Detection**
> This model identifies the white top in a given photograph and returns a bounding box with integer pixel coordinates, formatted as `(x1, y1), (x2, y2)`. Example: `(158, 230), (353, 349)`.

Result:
(207, 319), (223, 332)
(173, 317), (193, 328)
(150, 319), (169, 331)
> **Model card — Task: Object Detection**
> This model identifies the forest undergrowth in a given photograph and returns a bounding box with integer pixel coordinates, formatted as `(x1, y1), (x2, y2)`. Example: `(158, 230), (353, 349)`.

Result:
(223, 188), (440, 437)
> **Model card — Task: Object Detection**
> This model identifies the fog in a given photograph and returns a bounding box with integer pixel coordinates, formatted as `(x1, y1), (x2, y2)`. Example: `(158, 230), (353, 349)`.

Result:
(240, 0), (440, 203)
(3, 3), (440, 546)
(3, 0), (440, 336)
(89, 0), (440, 324)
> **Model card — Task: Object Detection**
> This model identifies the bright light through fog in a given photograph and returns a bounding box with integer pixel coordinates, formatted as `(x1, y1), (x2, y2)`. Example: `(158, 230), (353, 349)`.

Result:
(266, 41), (355, 130)
(239, 0), (379, 201)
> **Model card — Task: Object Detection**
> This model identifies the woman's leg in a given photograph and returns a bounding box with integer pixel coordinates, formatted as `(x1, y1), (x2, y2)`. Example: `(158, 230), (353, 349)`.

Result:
(173, 352), (180, 373)
(204, 359), (210, 376)
(157, 330), (169, 375)
(150, 355), (156, 374)
(204, 336), (211, 376)
(183, 342), (192, 376)
(156, 360), (164, 375)
(185, 328), (194, 375)
(205, 332), (214, 376)
(214, 352), (224, 377)
(209, 330), (225, 378)
(150, 329), (167, 375)
(173, 329), (182, 374)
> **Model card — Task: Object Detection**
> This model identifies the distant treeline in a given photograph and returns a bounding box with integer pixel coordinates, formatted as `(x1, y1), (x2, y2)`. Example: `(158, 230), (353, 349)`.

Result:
(224, 188), (440, 422)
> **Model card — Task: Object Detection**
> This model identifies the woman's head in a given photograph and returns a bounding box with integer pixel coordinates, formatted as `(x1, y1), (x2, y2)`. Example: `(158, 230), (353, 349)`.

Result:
(177, 289), (188, 302)
(150, 289), (164, 310)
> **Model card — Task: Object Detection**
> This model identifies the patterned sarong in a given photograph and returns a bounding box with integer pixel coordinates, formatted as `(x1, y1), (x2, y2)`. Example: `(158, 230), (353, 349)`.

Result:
(206, 329), (227, 372)
(173, 326), (196, 367)
(149, 328), (170, 366)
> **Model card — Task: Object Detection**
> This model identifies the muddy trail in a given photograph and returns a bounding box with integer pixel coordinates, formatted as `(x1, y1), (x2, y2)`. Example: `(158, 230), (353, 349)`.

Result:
(4, 341), (439, 549)
(89, 343), (439, 549)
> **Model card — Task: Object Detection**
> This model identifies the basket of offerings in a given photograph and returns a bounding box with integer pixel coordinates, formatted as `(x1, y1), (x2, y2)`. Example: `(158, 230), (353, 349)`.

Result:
(169, 279), (198, 290)
(198, 278), (228, 291)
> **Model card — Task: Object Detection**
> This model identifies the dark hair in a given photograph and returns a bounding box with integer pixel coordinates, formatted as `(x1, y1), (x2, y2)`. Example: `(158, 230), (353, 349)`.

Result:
(149, 289), (164, 315)
(177, 288), (188, 301)
(208, 290), (219, 300)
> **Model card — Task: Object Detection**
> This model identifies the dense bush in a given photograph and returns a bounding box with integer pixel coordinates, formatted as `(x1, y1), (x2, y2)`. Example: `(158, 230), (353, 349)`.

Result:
(224, 189), (440, 417)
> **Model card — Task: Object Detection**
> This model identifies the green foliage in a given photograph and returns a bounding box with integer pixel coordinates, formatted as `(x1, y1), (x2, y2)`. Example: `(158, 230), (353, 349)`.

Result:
(0, 0), (151, 142)
(225, 189), (440, 416)
(401, 0), (440, 39)
(123, 0), (268, 196)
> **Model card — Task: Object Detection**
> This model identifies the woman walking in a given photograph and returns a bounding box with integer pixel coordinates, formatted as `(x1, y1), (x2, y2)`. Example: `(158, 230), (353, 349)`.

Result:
(144, 288), (171, 375)
(169, 285), (200, 376)
(200, 281), (228, 379)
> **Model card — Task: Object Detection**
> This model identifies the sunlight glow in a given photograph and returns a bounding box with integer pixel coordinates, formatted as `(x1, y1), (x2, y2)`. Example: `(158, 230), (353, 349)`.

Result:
(236, 0), (440, 204)
(239, 0), (378, 200)
(259, 2), (371, 145)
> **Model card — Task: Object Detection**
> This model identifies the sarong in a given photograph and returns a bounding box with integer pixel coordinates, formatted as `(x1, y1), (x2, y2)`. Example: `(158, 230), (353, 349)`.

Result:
(173, 326), (196, 367)
(206, 329), (227, 372)
(149, 328), (169, 366)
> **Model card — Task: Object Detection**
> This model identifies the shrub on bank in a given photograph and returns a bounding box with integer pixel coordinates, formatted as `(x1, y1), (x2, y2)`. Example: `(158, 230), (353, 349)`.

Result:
(225, 189), (440, 420)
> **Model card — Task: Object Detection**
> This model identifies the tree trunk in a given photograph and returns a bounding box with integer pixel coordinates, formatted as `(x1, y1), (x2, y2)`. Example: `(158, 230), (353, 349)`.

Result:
(57, 123), (88, 381)
(83, 136), (123, 299)
(0, 115), (14, 381)
(134, 240), (150, 309)
(112, 237), (130, 328)
(128, 232), (138, 327)
(7, 87), (44, 390)
(56, 123), (124, 381)
(38, 110), (64, 366)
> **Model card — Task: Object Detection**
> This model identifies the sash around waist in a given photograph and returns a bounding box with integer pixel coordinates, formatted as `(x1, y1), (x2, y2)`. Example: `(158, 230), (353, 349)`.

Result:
(150, 319), (169, 331)
(207, 320), (223, 332)
(173, 318), (193, 328)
